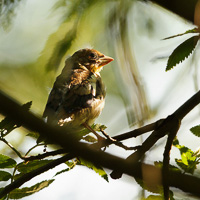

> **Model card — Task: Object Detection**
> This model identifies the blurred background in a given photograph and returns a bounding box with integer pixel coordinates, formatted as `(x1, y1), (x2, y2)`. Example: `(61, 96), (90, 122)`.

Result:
(0, 0), (200, 199)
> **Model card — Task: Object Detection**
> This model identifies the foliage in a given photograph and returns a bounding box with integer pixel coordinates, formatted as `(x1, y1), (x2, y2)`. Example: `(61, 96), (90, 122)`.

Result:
(1, 0), (200, 200)
(166, 35), (199, 71)
(190, 125), (200, 137)
(8, 180), (54, 199)
(173, 138), (200, 174)
(77, 158), (109, 182)
(0, 101), (109, 199)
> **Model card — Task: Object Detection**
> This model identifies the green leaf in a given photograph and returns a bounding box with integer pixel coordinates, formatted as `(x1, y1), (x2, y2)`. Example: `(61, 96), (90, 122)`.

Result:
(144, 195), (163, 200)
(82, 135), (97, 143)
(172, 137), (179, 146)
(0, 171), (11, 181)
(65, 160), (77, 169)
(9, 179), (54, 199)
(54, 168), (69, 177)
(17, 160), (53, 174)
(166, 36), (199, 71)
(92, 124), (107, 132)
(78, 158), (108, 182)
(163, 28), (198, 40)
(54, 160), (77, 177)
(0, 154), (16, 168)
(190, 125), (200, 137)
(154, 161), (181, 173)
(174, 143), (199, 174)
(77, 123), (107, 139)
(26, 132), (40, 139)
(135, 177), (162, 194)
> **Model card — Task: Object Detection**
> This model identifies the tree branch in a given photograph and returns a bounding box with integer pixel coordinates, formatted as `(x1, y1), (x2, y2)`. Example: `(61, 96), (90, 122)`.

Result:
(111, 90), (200, 179)
(162, 118), (180, 200)
(1, 90), (200, 198)
(148, 0), (198, 23)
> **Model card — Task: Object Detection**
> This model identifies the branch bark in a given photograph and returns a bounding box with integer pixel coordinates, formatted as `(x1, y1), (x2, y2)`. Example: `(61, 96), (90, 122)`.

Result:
(149, 0), (198, 23)
(1, 90), (200, 198)
(111, 90), (200, 179)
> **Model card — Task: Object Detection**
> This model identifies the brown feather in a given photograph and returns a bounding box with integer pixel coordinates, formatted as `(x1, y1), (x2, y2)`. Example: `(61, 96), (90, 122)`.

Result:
(43, 48), (113, 133)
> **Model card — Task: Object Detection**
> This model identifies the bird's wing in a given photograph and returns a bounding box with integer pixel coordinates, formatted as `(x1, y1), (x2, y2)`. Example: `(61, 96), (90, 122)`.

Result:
(42, 74), (70, 120)
(61, 70), (97, 113)
(43, 69), (97, 123)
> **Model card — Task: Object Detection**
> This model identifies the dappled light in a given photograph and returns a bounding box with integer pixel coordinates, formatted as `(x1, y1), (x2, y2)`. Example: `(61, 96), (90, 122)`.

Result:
(1, 0), (200, 200)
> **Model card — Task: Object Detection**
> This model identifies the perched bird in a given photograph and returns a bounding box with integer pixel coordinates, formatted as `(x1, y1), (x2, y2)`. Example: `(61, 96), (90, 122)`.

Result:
(43, 48), (113, 138)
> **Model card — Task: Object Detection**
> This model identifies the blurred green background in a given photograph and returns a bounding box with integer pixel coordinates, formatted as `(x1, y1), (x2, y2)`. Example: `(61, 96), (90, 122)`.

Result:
(1, 0), (200, 199)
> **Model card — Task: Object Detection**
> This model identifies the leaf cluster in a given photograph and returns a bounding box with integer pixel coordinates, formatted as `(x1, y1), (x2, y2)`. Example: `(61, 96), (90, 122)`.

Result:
(164, 28), (199, 71)
(0, 101), (109, 199)
(173, 138), (200, 174)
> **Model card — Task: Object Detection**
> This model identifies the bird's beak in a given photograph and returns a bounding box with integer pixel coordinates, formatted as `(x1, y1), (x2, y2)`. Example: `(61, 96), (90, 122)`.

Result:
(99, 55), (114, 67)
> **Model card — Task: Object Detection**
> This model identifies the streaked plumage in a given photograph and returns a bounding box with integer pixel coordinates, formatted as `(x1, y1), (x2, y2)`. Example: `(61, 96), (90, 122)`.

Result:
(43, 48), (113, 134)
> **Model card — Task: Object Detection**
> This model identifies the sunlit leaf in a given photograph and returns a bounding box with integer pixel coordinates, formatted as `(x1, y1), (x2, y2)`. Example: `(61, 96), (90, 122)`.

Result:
(174, 143), (199, 174)
(26, 132), (40, 139)
(54, 168), (69, 177)
(154, 161), (181, 172)
(163, 28), (198, 40)
(92, 124), (107, 132)
(77, 123), (107, 139)
(190, 125), (200, 137)
(54, 160), (77, 177)
(65, 160), (77, 169)
(0, 170), (11, 181)
(135, 178), (162, 194)
(82, 135), (97, 143)
(17, 160), (53, 174)
(78, 158), (108, 182)
(0, 154), (16, 168)
(9, 179), (54, 199)
(166, 36), (199, 71)
(144, 195), (163, 200)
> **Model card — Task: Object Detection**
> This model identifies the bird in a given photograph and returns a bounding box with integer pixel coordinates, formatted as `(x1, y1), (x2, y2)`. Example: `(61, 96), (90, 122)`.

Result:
(43, 48), (114, 139)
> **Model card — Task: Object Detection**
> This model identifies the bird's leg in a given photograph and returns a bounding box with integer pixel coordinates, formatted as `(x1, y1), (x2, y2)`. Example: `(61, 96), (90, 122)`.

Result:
(82, 122), (105, 141)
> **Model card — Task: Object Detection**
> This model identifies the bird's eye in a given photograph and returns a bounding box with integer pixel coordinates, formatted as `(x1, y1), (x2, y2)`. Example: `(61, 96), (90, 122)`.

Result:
(88, 52), (97, 59)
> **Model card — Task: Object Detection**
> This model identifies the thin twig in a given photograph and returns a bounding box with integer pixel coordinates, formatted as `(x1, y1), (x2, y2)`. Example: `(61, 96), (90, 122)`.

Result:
(112, 119), (164, 141)
(25, 143), (45, 157)
(110, 115), (178, 179)
(100, 129), (139, 150)
(162, 118), (180, 200)
(24, 149), (67, 161)
(111, 90), (200, 179)
(0, 137), (24, 160)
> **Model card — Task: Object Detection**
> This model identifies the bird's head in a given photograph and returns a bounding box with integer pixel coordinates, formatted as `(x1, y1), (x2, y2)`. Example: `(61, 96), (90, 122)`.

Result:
(72, 48), (114, 74)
